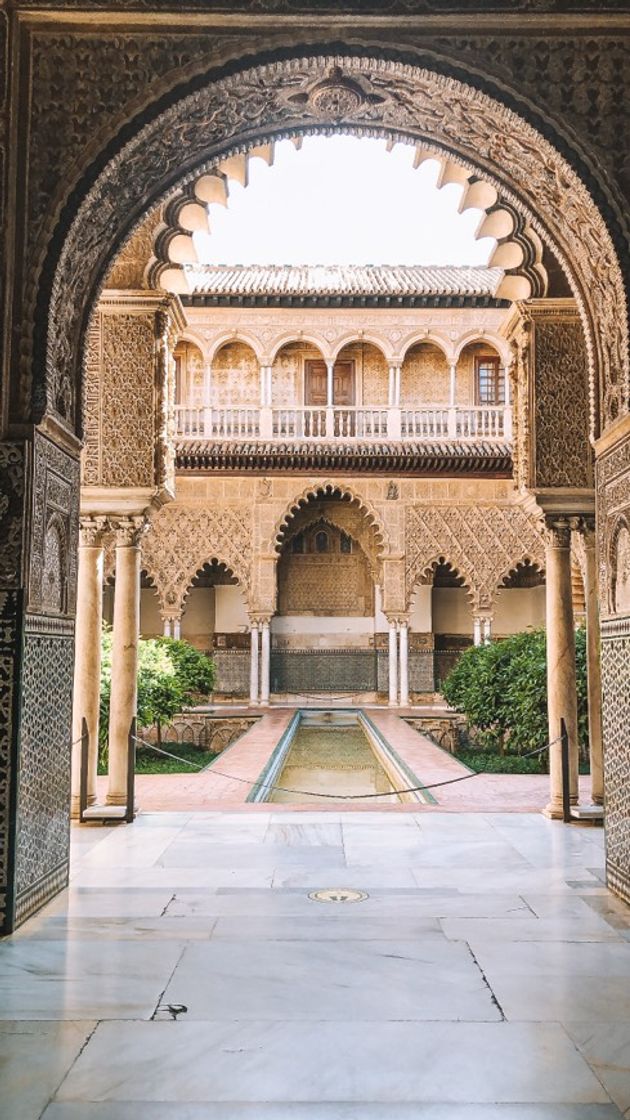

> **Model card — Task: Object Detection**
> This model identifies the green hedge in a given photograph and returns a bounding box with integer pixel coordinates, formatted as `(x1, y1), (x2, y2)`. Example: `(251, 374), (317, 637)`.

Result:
(441, 627), (588, 758)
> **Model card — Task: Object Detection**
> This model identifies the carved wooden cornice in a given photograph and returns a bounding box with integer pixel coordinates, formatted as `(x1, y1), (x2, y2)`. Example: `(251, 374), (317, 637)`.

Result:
(174, 439), (512, 476)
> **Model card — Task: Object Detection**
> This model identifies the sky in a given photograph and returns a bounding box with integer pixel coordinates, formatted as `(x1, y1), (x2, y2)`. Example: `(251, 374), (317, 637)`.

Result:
(193, 135), (495, 268)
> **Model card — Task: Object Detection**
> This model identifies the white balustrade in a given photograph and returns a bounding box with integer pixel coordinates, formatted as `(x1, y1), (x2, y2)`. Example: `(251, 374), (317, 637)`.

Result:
(456, 406), (505, 439)
(401, 408), (449, 439)
(174, 403), (512, 444)
(174, 405), (206, 437)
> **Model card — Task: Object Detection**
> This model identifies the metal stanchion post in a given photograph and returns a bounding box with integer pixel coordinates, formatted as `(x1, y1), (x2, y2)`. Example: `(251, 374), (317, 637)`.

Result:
(561, 717), (571, 823)
(126, 718), (136, 823)
(79, 717), (89, 823)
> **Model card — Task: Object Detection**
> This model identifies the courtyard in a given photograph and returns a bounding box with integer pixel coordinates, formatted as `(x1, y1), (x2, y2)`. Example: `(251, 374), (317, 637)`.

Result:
(2, 808), (629, 1117)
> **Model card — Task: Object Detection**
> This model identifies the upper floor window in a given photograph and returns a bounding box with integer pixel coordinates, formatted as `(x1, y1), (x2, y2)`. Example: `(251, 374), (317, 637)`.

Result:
(315, 530), (330, 553)
(475, 355), (504, 406)
(292, 533), (305, 554)
(340, 532), (353, 554)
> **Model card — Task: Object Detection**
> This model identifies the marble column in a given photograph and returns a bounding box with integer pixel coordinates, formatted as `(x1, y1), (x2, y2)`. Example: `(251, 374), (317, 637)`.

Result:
(544, 516), (580, 818)
(449, 363), (457, 406)
(173, 617), (181, 640)
(162, 617), (172, 638)
(249, 621), (260, 706)
(260, 619), (271, 705)
(107, 518), (145, 806)
(71, 518), (107, 817)
(482, 616), (492, 644)
(399, 620), (409, 707)
(388, 620), (398, 706)
(578, 517), (604, 804)
(473, 616), (483, 647)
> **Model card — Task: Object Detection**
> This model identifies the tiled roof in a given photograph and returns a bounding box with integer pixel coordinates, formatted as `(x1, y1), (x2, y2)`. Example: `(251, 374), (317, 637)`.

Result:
(185, 264), (503, 298)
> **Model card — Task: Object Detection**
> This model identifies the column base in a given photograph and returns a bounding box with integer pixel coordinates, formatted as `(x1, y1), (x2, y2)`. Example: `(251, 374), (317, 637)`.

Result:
(106, 793), (129, 807)
(70, 793), (97, 820)
(542, 802), (566, 820)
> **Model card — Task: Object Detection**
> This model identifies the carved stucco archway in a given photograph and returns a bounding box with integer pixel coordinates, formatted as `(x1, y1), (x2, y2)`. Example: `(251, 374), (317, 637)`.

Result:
(37, 52), (628, 440)
(140, 504), (253, 616)
(271, 480), (390, 563)
(404, 504), (547, 612)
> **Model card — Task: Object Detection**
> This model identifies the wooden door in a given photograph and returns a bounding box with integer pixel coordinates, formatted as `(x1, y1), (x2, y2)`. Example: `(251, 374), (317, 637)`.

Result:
(304, 360), (355, 405)
(333, 361), (355, 405)
(304, 361), (328, 405)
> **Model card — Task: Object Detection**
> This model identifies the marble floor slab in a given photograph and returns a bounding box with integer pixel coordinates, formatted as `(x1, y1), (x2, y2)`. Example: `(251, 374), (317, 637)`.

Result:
(54, 1020), (610, 1104)
(0, 1021), (95, 1120)
(40, 1105), (626, 1120)
(2, 810), (629, 1119)
(564, 1023), (630, 1115)
(0, 939), (183, 1020)
(162, 936), (501, 1021)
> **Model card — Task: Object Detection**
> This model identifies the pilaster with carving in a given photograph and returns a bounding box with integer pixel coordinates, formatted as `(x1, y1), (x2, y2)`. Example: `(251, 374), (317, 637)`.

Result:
(82, 292), (184, 501)
(503, 300), (594, 503)
(595, 415), (630, 901)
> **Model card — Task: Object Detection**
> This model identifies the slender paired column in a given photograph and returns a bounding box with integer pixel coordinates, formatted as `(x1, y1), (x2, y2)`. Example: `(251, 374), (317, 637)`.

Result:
(578, 517), (604, 804)
(473, 616), (483, 646)
(388, 619), (398, 706)
(259, 618), (271, 705)
(544, 516), (580, 817)
(449, 363), (457, 406)
(107, 518), (146, 806)
(398, 620), (409, 707)
(249, 620), (260, 706)
(71, 518), (107, 816)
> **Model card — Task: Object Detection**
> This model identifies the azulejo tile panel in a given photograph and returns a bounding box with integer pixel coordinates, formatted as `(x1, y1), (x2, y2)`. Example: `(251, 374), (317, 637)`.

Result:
(14, 618), (75, 927)
(601, 620), (630, 906)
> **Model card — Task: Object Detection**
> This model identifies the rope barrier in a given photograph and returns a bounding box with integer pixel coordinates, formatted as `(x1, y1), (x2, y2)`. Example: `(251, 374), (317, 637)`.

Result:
(131, 733), (559, 801)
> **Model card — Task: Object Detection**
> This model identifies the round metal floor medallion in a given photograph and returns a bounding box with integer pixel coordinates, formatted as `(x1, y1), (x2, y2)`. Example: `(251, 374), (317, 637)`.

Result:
(308, 888), (368, 904)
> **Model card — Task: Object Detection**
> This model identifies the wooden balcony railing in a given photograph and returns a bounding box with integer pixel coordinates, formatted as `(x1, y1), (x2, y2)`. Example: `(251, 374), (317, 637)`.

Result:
(174, 404), (512, 442)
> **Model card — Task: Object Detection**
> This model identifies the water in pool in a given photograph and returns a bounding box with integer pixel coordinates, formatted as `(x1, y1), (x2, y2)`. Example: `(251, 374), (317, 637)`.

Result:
(269, 714), (399, 803)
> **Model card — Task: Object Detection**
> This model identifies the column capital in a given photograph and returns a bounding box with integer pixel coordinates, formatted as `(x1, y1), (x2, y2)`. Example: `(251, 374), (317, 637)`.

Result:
(250, 613), (272, 627)
(544, 514), (578, 548)
(161, 610), (181, 624)
(78, 516), (109, 548)
(112, 515), (149, 548)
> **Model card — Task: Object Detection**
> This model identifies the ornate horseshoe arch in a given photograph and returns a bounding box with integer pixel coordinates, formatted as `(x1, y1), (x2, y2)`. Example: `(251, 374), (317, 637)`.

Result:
(42, 52), (628, 437)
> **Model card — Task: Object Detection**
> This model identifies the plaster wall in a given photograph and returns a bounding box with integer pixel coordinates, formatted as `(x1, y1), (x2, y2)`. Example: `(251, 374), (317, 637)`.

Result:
(493, 586), (546, 635)
(214, 584), (249, 632)
(433, 588), (473, 634)
(409, 585), (433, 631)
(181, 587), (215, 647)
(140, 588), (162, 637)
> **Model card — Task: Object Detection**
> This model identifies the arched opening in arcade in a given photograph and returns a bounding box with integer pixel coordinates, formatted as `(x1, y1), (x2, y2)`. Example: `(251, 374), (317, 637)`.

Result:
(4, 48), (627, 934)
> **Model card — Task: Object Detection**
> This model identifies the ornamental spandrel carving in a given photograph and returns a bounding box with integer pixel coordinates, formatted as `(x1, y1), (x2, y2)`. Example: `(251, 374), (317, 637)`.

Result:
(34, 55), (626, 436)
(404, 503), (546, 611)
(141, 503), (252, 613)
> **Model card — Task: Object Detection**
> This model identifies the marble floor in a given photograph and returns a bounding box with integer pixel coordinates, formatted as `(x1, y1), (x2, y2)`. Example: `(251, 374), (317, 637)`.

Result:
(2, 811), (630, 1118)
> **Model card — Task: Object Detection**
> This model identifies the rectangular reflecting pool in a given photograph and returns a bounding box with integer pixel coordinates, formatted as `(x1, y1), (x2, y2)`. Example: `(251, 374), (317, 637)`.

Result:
(249, 710), (431, 805)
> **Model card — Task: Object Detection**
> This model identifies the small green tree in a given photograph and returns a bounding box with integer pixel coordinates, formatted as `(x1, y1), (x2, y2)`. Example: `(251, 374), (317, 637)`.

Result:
(99, 625), (215, 757)
(156, 637), (216, 698)
(441, 627), (589, 759)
